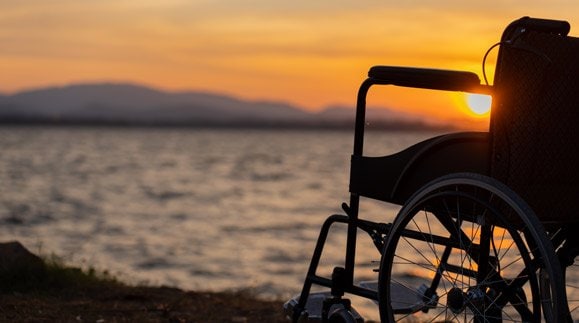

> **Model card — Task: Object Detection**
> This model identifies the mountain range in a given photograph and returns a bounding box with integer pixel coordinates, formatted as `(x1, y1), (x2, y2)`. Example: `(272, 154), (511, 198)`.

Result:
(0, 83), (448, 130)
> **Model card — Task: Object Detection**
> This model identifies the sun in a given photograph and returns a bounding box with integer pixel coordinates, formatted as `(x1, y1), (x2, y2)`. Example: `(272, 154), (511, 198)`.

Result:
(466, 94), (492, 116)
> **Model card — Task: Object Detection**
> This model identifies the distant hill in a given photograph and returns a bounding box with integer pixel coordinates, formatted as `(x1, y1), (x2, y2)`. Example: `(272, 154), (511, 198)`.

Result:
(0, 83), (449, 130)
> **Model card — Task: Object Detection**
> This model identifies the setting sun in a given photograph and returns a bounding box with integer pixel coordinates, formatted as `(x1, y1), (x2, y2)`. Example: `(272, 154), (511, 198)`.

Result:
(466, 93), (492, 116)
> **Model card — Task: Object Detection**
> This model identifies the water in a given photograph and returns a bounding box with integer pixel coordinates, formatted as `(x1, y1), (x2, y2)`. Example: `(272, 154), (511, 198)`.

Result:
(0, 127), (431, 286)
(1, 126), (575, 321)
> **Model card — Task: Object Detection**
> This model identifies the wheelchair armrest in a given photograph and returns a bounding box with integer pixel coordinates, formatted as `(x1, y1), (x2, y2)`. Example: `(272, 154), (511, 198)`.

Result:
(368, 66), (491, 94)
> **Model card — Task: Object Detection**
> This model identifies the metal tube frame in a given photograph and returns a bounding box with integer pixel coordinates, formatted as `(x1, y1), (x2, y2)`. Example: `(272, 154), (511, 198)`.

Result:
(292, 77), (390, 322)
(292, 75), (492, 322)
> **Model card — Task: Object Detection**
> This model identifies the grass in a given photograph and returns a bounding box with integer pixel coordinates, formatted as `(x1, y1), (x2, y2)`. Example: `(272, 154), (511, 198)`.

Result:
(0, 253), (119, 294)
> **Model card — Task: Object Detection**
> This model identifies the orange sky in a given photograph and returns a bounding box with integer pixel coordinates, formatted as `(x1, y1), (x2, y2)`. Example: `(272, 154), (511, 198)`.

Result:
(1, 1), (578, 128)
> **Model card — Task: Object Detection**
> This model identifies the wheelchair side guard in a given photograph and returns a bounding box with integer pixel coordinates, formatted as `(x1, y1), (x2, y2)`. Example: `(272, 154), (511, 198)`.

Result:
(350, 131), (490, 205)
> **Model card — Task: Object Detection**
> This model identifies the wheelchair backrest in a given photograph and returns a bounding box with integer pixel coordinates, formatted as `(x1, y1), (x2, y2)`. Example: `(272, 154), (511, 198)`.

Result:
(490, 17), (579, 224)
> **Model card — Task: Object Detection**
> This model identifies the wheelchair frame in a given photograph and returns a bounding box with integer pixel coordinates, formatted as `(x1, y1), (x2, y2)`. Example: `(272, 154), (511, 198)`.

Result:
(287, 17), (578, 322)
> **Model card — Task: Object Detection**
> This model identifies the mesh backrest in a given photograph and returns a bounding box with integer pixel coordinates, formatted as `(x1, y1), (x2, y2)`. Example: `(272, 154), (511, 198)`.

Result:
(490, 30), (579, 223)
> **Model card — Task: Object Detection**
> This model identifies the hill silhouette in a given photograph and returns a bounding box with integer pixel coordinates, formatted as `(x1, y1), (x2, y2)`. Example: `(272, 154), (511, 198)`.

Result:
(0, 83), (448, 130)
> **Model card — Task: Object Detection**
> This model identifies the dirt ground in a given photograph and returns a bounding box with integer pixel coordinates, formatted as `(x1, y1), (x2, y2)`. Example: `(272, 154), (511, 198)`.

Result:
(0, 285), (287, 322)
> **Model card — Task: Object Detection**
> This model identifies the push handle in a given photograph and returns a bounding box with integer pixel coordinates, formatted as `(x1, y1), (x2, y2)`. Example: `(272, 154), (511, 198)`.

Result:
(514, 16), (570, 36)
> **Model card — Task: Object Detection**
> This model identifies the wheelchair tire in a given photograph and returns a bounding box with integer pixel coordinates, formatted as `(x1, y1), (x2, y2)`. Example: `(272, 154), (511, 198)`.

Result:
(378, 173), (566, 322)
(542, 228), (578, 322)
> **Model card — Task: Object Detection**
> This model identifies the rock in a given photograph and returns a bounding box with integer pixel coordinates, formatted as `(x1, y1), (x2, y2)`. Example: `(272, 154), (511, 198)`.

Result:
(0, 241), (47, 287)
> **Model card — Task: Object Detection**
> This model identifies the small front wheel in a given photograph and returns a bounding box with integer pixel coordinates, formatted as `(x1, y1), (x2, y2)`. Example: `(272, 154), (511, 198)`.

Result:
(327, 304), (358, 323)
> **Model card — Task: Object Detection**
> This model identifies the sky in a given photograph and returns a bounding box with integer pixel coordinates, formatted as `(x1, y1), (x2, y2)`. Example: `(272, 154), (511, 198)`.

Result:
(1, 1), (578, 127)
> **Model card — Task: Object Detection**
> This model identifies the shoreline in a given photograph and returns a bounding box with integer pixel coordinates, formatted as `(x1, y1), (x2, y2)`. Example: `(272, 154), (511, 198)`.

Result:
(0, 241), (287, 322)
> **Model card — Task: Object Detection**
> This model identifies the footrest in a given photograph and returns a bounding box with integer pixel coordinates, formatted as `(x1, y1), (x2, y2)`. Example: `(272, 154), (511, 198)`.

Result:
(284, 291), (364, 322)
(390, 281), (428, 313)
(360, 280), (438, 314)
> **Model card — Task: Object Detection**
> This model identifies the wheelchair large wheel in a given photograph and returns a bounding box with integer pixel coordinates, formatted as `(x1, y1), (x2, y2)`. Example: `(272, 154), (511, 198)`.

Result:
(543, 226), (579, 322)
(378, 173), (566, 322)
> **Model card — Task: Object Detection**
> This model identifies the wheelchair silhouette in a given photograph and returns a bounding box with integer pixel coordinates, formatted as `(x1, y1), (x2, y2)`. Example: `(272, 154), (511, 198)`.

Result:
(285, 17), (579, 322)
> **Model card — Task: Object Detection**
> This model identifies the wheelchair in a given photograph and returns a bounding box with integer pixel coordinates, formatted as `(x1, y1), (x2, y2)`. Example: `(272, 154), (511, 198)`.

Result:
(285, 17), (579, 322)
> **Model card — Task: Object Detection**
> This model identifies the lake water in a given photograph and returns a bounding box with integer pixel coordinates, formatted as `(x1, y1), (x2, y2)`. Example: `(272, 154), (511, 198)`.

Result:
(0, 126), (576, 321)
(0, 126), (432, 316)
